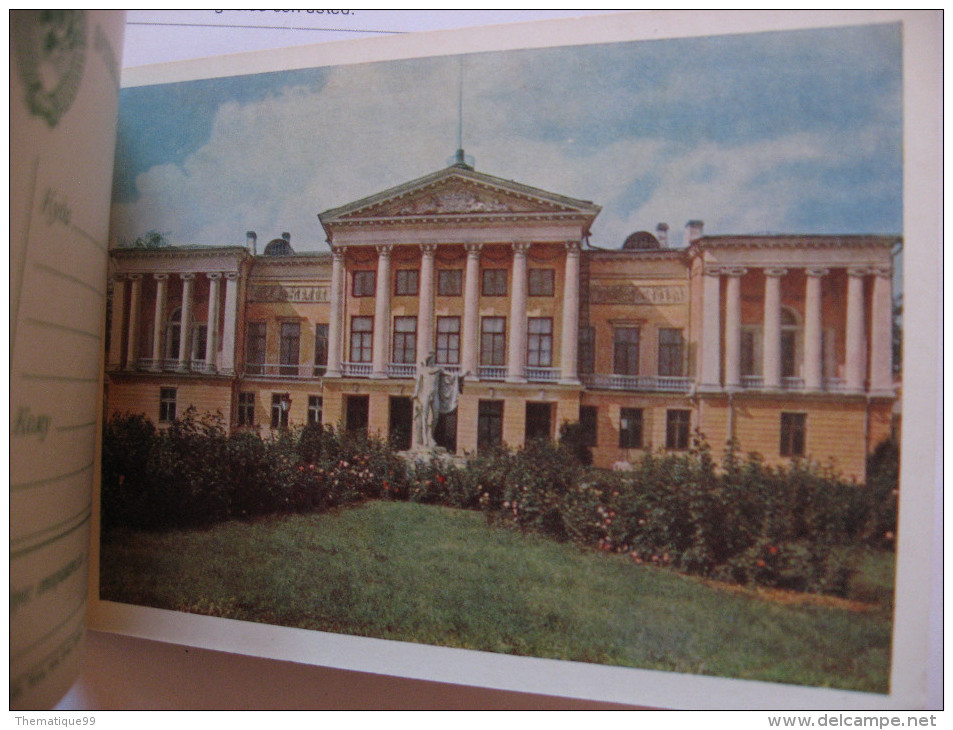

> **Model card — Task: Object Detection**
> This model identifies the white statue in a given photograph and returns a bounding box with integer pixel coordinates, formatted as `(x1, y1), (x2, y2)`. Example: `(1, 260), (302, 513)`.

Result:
(413, 353), (467, 450)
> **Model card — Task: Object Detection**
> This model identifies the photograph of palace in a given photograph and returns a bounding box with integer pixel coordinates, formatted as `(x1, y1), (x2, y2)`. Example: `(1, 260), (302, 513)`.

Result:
(99, 19), (903, 694)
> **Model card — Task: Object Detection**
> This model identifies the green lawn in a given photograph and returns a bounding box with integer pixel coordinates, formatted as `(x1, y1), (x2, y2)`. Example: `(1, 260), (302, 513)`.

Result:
(99, 500), (894, 693)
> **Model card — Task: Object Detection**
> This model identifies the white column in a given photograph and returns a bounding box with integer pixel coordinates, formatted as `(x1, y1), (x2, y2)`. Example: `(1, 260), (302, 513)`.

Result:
(107, 275), (126, 369)
(723, 268), (745, 390)
(177, 273), (195, 371)
(762, 268), (786, 389)
(205, 273), (222, 372)
(699, 265), (722, 391)
(506, 242), (530, 383)
(460, 243), (482, 378)
(804, 268), (828, 391)
(845, 267), (867, 393)
(220, 273), (240, 375)
(559, 240), (581, 384)
(416, 243), (437, 368)
(371, 244), (392, 378)
(125, 274), (142, 370)
(151, 274), (168, 370)
(325, 248), (345, 377)
(869, 266), (893, 394)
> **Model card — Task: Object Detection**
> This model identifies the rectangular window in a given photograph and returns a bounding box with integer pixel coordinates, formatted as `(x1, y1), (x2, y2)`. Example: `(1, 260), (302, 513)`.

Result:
(436, 317), (461, 365)
(352, 270), (376, 297)
(477, 400), (504, 452)
(613, 327), (640, 376)
(579, 405), (598, 447)
(480, 317), (506, 366)
(245, 321), (266, 375)
(528, 269), (555, 297)
(437, 269), (462, 296)
(238, 392), (255, 426)
(314, 323), (329, 376)
(192, 324), (208, 362)
(350, 316), (373, 363)
(527, 317), (553, 367)
(271, 393), (290, 429)
(482, 269), (507, 297)
(578, 326), (595, 375)
(780, 412), (806, 457)
(666, 409), (691, 450)
(159, 387), (177, 423)
(308, 395), (323, 426)
(279, 321), (301, 376)
(741, 328), (761, 376)
(392, 316), (417, 364)
(658, 328), (685, 377)
(395, 269), (419, 296)
(619, 407), (643, 449)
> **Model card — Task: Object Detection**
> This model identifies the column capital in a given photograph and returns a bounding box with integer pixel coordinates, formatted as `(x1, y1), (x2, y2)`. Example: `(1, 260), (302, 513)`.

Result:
(703, 264), (724, 277)
(128, 273), (142, 281)
(375, 243), (393, 257)
(564, 240), (582, 254)
(763, 267), (788, 278)
(511, 241), (531, 255)
(180, 272), (196, 281)
(870, 265), (892, 279)
(207, 272), (223, 280)
(805, 267), (830, 278)
(419, 243), (438, 256)
(153, 273), (169, 281)
(847, 266), (870, 278)
(224, 272), (240, 281)
(464, 242), (483, 256)
(724, 266), (747, 278)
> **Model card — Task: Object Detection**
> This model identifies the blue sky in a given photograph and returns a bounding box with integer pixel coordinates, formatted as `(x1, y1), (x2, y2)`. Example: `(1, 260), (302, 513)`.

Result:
(110, 22), (902, 252)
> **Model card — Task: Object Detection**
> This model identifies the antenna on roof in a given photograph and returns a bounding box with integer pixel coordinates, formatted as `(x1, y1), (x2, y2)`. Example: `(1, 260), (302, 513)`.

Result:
(448, 56), (474, 169)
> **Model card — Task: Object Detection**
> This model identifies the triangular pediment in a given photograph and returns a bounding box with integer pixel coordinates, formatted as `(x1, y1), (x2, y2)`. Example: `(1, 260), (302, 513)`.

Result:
(319, 165), (600, 226)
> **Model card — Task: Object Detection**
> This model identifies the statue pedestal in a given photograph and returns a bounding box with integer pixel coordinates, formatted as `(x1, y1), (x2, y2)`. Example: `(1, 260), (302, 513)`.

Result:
(397, 446), (467, 472)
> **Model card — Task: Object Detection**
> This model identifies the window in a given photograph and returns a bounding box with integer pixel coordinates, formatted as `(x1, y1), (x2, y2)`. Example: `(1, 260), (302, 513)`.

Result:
(578, 326), (595, 375)
(392, 316), (417, 364)
(482, 269), (507, 297)
(525, 402), (553, 442)
(314, 323), (329, 376)
(238, 392), (255, 426)
(436, 317), (460, 365)
(781, 308), (800, 379)
(395, 269), (419, 296)
(166, 308), (182, 360)
(480, 317), (506, 366)
(579, 405), (598, 447)
(666, 409), (691, 450)
(741, 327), (762, 376)
(613, 327), (640, 376)
(279, 321), (300, 376)
(271, 393), (290, 429)
(658, 328), (684, 377)
(307, 395), (323, 426)
(246, 321), (266, 375)
(192, 323), (207, 362)
(780, 412), (806, 457)
(528, 269), (555, 297)
(619, 407), (643, 449)
(350, 316), (373, 363)
(159, 387), (177, 423)
(352, 270), (376, 297)
(527, 317), (553, 367)
(477, 400), (503, 452)
(437, 269), (462, 296)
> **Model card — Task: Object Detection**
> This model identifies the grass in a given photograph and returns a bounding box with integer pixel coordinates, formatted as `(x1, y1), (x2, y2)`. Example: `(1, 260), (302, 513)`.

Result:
(100, 500), (895, 693)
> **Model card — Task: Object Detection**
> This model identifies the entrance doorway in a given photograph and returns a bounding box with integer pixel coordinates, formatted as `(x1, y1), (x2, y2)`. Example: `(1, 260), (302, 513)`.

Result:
(389, 396), (413, 451)
(345, 395), (369, 435)
(525, 402), (553, 442)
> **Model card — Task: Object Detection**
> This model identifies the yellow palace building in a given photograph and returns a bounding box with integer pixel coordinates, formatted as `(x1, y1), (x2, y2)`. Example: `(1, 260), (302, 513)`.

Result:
(105, 159), (899, 480)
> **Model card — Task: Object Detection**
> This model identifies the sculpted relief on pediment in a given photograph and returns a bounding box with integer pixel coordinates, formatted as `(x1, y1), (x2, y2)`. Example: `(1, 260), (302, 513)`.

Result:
(359, 183), (563, 219)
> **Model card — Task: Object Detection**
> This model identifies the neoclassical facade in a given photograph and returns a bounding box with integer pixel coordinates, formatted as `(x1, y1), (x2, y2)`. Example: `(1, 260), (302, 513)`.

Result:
(105, 161), (899, 480)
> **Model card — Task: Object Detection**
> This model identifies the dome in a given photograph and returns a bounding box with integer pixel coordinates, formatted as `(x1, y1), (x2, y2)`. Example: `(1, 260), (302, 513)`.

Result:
(263, 232), (294, 256)
(622, 230), (661, 250)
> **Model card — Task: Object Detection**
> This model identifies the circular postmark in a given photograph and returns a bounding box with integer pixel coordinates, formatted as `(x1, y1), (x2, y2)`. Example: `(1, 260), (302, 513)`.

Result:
(13, 10), (87, 128)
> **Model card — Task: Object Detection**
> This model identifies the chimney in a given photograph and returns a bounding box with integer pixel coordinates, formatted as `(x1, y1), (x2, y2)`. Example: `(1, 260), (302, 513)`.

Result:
(686, 219), (704, 243)
(246, 231), (257, 255)
(656, 222), (669, 247)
